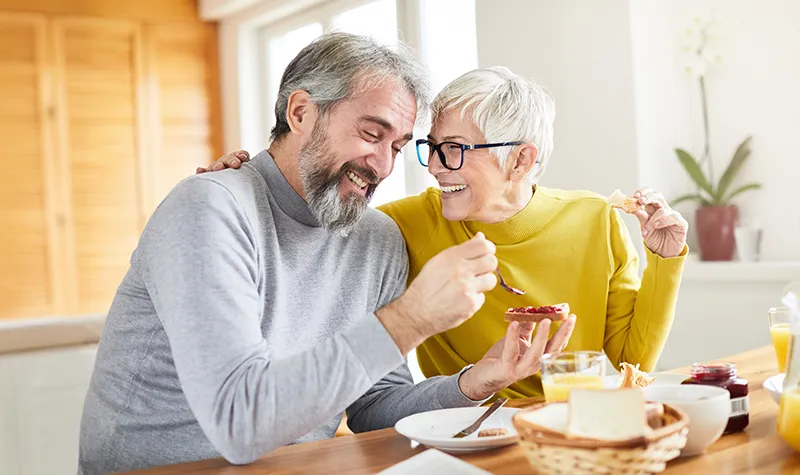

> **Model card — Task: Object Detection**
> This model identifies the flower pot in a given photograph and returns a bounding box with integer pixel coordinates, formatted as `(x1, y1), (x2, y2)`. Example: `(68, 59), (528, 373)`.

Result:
(695, 205), (739, 261)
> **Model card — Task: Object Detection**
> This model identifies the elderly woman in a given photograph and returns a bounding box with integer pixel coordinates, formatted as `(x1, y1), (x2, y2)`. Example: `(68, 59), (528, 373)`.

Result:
(207, 66), (688, 399)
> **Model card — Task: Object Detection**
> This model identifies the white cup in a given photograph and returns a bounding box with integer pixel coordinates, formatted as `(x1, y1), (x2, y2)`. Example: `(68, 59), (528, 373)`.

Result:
(643, 385), (731, 457)
(734, 225), (762, 262)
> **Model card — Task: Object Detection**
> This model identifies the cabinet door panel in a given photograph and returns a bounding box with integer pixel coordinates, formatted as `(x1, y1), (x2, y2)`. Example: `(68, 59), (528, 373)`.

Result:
(146, 23), (220, 208)
(53, 18), (145, 314)
(0, 13), (57, 319)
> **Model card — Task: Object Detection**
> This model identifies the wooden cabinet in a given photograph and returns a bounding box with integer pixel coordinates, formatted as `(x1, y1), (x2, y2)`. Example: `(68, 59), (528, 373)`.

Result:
(0, 14), (59, 319)
(145, 23), (221, 207)
(53, 19), (147, 314)
(0, 13), (220, 319)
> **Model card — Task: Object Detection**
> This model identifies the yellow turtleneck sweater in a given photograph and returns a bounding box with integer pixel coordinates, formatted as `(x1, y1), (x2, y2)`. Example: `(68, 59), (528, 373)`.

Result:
(378, 186), (687, 399)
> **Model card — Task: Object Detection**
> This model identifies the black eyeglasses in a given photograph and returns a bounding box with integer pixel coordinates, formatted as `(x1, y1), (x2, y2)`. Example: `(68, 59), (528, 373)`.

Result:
(416, 139), (524, 171)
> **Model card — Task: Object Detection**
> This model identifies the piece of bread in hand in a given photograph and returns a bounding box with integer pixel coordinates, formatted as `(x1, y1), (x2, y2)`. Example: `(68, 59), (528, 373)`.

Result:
(504, 303), (570, 322)
(618, 362), (656, 389)
(608, 189), (643, 214)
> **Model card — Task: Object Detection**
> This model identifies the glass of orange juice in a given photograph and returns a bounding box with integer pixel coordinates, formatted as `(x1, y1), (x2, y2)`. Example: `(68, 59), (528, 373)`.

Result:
(777, 309), (800, 451)
(777, 289), (800, 452)
(778, 385), (800, 452)
(769, 307), (792, 373)
(541, 351), (606, 402)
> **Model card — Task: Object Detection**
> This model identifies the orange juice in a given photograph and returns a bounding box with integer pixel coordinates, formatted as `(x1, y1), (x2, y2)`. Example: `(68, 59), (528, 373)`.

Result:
(778, 388), (800, 452)
(543, 374), (605, 402)
(771, 323), (792, 373)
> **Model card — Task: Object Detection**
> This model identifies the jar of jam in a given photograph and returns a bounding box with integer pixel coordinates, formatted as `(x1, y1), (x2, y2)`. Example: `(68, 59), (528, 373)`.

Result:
(682, 363), (749, 434)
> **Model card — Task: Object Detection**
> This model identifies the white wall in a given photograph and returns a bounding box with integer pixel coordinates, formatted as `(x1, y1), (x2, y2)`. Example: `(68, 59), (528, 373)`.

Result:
(629, 0), (800, 261)
(474, 0), (800, 368)
(660, 260), (800, 370)
(477, 0), (799, 261)
(475, 0), (641, 196)
(628, 0), (693, 205)
(200, 0), (262, 19)
(627, 0), (800, 367)
(475, 0), (646, 259)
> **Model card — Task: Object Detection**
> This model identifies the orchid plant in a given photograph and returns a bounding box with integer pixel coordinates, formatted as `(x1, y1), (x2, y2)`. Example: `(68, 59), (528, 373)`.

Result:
(673, 16), (761, 206)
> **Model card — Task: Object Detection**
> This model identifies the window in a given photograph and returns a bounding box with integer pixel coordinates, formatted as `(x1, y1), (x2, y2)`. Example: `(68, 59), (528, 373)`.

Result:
(420, 0), (478, 94)
(265, 22), (324, 129)
(416, 0), (479, 190)
(331, 0), (398, 46)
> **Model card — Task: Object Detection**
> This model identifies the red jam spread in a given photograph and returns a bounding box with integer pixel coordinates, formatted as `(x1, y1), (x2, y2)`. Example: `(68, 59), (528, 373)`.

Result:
(681, 363), (750, 434)
(507, 304), (569, 314)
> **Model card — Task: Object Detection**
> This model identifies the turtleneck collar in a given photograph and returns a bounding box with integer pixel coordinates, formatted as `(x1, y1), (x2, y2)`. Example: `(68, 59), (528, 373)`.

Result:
(248, 150), (321, 227)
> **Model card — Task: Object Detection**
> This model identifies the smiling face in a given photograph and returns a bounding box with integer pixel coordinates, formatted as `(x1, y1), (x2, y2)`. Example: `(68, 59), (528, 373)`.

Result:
(298, 79), (417, 234)
(422, 66), (556, 223)
(427, 107), (520, 223)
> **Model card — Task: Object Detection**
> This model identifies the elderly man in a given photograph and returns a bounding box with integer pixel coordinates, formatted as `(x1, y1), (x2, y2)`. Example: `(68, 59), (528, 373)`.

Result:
(78, 33), (573, 475)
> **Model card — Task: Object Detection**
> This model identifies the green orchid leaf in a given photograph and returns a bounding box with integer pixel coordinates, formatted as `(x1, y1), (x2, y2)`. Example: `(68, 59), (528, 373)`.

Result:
(724, 183), (762, 203)
(675, 148), (714, 198)
(672, 193), (711, 206)
(717, 136), (752, 200)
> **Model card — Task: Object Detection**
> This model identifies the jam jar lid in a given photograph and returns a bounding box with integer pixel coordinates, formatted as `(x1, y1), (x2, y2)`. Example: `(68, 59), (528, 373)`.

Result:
(690, 362), (738, 381)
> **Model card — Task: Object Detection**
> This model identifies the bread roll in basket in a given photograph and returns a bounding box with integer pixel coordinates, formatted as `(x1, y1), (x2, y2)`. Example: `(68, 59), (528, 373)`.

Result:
(512, 401), (689, 475)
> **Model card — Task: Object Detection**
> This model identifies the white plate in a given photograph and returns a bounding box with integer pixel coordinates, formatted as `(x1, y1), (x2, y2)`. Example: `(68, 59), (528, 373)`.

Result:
(603, 372), (688, 389)
(763, 373), (785, 405)
(394, 407), (520, 453)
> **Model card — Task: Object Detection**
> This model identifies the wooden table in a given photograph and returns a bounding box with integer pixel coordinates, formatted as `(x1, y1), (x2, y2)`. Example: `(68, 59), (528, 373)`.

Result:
(125, 347), (799, 474)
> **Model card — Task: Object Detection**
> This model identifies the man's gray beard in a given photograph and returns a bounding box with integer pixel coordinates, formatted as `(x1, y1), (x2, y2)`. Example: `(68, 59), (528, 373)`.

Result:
(298, 124), (375, 236)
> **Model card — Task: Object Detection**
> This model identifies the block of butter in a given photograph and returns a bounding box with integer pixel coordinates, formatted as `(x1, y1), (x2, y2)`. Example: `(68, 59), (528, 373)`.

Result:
(566, 388), (651, 441)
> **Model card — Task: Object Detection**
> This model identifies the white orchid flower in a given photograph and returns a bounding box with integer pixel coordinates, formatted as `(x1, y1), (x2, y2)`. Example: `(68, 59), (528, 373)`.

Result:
(683, 53), (710, 78)
(702, 49), (723, 65)
(679, 13), (724, 76)
(682, 36), (703, 53)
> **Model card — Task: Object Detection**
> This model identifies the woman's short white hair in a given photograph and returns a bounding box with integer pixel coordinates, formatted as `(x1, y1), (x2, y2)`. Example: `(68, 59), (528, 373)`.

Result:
(431, 66), (555, 182)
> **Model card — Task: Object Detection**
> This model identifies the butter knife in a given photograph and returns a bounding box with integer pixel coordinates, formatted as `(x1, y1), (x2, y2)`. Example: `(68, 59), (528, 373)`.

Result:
(452, 397), (508, 439)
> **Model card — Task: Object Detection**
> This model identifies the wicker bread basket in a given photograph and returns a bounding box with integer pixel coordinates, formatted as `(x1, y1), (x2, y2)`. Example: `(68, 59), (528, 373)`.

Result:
(512, 402), (689, 475)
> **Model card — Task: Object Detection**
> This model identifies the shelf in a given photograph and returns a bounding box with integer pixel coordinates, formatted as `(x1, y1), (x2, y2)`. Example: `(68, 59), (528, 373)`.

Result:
(0, 314), (105, 355)
(682, 254), (800, 283)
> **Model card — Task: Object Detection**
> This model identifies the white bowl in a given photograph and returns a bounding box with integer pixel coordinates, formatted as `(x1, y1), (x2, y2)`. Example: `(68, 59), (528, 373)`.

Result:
(763, 374), (785, 405)
(643, 385), (730, 457)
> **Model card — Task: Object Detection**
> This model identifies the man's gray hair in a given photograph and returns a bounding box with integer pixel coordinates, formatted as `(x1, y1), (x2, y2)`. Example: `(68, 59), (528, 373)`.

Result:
(431, 66), (556, 182)
(271, 32), (430, 141)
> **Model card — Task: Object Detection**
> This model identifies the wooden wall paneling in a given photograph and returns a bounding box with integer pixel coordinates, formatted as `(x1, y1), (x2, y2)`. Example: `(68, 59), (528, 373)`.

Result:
(206, 24), (222, 164)
(40, 15), (68, 318)
(0, 13), (59, 319)
(0, 0), (200, 21)
(146, 22), (221, 206)
(51, 17), (145, 315)
(139, 23), (158, 219)
(133, 20), (151, 231)
(0, 10), (221, 318)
